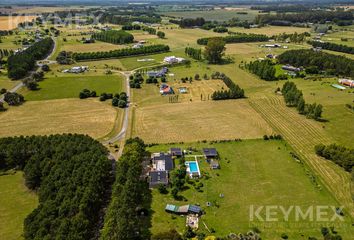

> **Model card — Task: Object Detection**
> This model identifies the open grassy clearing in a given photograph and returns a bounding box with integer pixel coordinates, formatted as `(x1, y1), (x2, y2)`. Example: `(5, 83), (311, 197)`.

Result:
(0, 16), (37, 30)
(162, 9), (261, 22)
(59, 38), (124, 53)
(0, 171), (37, 240)
(249, 95), (354, 218)
(148, 140), (352, 239)
(131, 100), (273, 143)
(0, 73), (18, 90)
(0, 98), (118, 138)
(22, 74), (124, 101)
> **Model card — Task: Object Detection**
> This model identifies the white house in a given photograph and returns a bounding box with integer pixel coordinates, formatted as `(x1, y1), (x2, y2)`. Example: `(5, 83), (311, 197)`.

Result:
(163, 56), (185, 64)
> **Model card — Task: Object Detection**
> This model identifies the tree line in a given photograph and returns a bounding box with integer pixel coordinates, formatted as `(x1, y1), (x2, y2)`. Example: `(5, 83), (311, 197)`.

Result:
(169, 17), (206, 28)
(255, 11), (353, 26)
(245, 60), (277, 81)
(272, 32), (310, 43)
(282, 81), (323, 121)
(315, 144), (354, 172)
(309, 40), (354, 54)
(0, 48), (13, 58)
(278, 49), (354, 78)
(0, 134), (113, 240)
(99, 13), (161, 25)
(197, 33), (269, 45)
(210, 72), (245, 100)
(92, 30), (134, 45)
(185, 47), (202, 60)
(73, 44), (170, 61)
(129, 72), (144, 88)
(100, 137), (150, 240)
(7, 37), (54, 79)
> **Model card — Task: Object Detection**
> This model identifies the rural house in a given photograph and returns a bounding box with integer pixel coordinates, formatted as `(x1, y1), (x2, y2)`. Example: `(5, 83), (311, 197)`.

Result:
(203, 148), (218, 160)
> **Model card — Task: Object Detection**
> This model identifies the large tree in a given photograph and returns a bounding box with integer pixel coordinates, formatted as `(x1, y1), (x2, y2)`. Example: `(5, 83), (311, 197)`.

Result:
(203, 38), (226, 64)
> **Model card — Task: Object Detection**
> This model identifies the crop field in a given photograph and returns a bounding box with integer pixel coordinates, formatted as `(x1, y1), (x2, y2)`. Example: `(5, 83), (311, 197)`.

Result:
(249, 95), (354, 218)
(23, 74), (124, 101)
(131, 100), (273, 143)
(163, 9), (261, 22)
(0, 16), (37, 30)
(148, 140), (352, 239)
(0, 98), (118, 138)
(0, 171), (37, 240)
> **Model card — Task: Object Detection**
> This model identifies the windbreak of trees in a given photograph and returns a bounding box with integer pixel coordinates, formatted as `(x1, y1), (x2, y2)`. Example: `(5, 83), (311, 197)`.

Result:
(122, 24), (141, 31)
(211, 72), (245, 100)
(272, 32), (310, 43)
(278, 49), (354, 78)
(170, 17), (206, 28)
(255, 11), (353, 26)
(245, 60), (277, 81)
(92, 30), (134, 44)
(0, 134), (112, 240)
(73, 44), (170, 61)
(309, 40), (354, 54)
(282, 81), (323, 121)
(7, 37), (54, 79)
(100, 137), (150, 240)
(142, 26), (156, 35)
(185, 47), (202, 60)
(197, 33), (269, 45)
(251, 4), (314, 13)
(99, 13), (161, 25)
(315, 144), (354, 172)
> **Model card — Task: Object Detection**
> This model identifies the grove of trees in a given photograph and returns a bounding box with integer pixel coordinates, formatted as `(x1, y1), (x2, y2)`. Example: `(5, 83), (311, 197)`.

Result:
(282, 81), (323, 121)
(211, 72), (245, 100)
(315, 144), (354, 172)
(3, 92), (24, 106)
(203, 38), (226, 64)
(170, 17), (206, 28)
(7, 37), (54, 79)
(309, 40), (354, 54)
(100, 137), (150, 240)
(185, 47), (202, 60)
(0, 134), (113, 240)
(197, 33), (269, 45)
(73, 44), (170, 61)
(245, 60), (277, 81)
(278, 49), (354, 78)
(92, 30), (134, 44)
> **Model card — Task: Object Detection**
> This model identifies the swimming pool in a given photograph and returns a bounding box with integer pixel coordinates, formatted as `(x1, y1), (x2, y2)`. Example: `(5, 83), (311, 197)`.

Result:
(185, 161), (200, 177)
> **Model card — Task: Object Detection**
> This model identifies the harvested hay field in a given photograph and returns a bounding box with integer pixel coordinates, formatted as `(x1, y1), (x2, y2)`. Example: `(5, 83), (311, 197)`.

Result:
(132, 100), (273, 143)
(0, 99), (117, 139)
(0, 16), (36, 30)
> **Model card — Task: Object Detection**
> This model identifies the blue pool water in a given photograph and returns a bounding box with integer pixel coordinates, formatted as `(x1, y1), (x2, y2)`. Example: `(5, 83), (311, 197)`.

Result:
(189, 162), (198, 172)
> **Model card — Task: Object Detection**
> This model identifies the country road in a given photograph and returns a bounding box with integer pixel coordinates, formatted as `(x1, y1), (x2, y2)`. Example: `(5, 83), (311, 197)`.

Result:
(0, 36), (57, 103)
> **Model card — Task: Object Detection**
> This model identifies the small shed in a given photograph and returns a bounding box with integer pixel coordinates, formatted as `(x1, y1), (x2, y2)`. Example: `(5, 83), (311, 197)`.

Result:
(170, 148), (182, 157)
(210, 160), (220, 169)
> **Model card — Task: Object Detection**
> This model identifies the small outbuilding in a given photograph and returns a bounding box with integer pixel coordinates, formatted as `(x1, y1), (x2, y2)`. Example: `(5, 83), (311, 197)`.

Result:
(210, 160), (220, 169)
(203, 148), (218, 159)
(170, 148), (183, 157)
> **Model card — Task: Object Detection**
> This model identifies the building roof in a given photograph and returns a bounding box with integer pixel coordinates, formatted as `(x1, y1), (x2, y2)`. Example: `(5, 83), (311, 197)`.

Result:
(149, 171), (168, 187)
(152, 153), (174, 171)
(165, 204), (178, 212)
(203, 148), (218, 157)
(170, 148), (182, 156)
(188, 205), (202, 214)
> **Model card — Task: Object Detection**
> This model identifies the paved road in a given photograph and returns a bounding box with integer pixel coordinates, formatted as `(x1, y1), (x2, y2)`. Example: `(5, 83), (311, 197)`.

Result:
(0, 36), (57, 103)
(103, 71), (132, 147)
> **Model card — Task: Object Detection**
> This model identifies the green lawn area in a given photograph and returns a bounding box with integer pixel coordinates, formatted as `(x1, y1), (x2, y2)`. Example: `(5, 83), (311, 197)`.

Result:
(147, 140), (352, 239)
(0, 171), (37, 240)
(23, 74), (124, 101)
(0, 72), (18, 90)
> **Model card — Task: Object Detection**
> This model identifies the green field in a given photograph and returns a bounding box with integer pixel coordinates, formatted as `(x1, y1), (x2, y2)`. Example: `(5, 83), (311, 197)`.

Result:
(22, 74), (124, 101)
(147, 140), (352, 239)
(0, 171), (37, 240)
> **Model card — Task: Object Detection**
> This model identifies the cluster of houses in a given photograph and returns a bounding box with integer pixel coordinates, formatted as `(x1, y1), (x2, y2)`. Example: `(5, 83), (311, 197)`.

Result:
(163, 56), (185, 64)
(62, 66), (89, 73)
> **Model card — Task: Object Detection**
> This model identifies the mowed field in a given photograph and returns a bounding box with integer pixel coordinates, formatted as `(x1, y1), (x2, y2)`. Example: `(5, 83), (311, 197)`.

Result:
(228, 26), (310, 36)
(0, 99), (117, 139)
(0, 171), (37, 240)
(132, 100), (273, 143)
(0, 16), (37, 30)
(148, 140), (353, 239)
(23, 75), (124, 101)
(249, 95), (354, 217)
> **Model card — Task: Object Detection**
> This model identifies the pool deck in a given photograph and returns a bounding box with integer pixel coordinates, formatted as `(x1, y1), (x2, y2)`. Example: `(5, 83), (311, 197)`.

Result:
(185, 160), (201, 178)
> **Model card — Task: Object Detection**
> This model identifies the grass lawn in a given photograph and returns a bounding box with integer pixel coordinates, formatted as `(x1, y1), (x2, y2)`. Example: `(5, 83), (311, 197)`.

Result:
(0, 98), (118, 139)
(0, 171), (37, 240)
(0, 72), (18, 90)
(228, 26), (310, 36)
(147, 140), (352, 239)
(23, 74), (124, 101)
